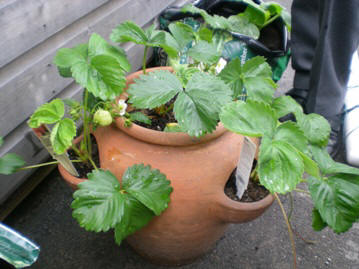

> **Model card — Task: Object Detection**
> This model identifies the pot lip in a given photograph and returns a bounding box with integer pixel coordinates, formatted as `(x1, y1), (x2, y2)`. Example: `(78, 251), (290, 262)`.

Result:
(232, 192), (275, 209)
(115, 118), (226, 146)
(58, 162), (86, 184)
(114, 66), (227, 146)
(58, 135), (87, 184)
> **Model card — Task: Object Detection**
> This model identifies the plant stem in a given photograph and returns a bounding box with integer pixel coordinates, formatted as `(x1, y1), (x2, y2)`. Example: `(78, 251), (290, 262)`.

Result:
(18, 160), (82, 170)
(287, 193), (294, 221)
(89, 158), (98, 171)
(163, 103), (174, 115)
(71, 142), (84, 160)
(142, 46), (149, 74)
(274, 193), (297, 269)
(262, 14), (280, 28)
(83, 89), (92, 158)
(294, 188), (310, 195)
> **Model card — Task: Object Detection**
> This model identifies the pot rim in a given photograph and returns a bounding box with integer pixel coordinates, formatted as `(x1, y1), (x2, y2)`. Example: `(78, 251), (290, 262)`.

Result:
(114, 66), (226, 146)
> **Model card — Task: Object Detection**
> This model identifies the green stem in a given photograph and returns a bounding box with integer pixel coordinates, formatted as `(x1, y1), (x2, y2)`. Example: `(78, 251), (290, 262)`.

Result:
(262, 14), (280, 28)
(274, 193), (297, 269)
(89, 158), (98, 171)
(18, 160), (82, 171)
(142, 46), (149, 74)
(83, 89), (92, 159)
(162, 103), (174, 115)
(288, 193), (294, 221)
(71, 142), (84, 160)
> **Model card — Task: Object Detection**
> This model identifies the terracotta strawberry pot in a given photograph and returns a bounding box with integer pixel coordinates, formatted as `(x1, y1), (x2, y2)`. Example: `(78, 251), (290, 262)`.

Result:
(58, 67), (274, 266)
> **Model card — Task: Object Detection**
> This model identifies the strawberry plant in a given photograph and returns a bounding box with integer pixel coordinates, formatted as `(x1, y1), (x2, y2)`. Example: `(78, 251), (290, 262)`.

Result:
(1, 32), (173, 247)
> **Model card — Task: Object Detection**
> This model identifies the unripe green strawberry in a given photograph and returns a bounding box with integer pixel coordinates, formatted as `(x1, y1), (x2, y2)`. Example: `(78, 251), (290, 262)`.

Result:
(93, 109), (112, 126)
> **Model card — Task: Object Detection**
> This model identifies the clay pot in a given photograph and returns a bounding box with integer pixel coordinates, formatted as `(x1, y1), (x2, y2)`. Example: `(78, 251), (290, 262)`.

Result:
(58, 67), (274, 266)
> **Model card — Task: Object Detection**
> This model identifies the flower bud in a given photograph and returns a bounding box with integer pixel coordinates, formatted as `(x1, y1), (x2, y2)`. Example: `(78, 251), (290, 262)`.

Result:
(93, 109), (112, 126)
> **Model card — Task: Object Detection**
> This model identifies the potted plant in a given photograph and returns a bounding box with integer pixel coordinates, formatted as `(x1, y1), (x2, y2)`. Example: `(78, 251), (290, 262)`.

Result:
(1, 2), (358, 268)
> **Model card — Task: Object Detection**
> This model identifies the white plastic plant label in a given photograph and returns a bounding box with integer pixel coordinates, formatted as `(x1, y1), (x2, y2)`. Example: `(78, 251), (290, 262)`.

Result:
(235, 136), (257, 199)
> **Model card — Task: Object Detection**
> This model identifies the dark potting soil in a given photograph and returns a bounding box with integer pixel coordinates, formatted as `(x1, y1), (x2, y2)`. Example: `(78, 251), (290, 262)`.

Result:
(133, 99), (177, 131)
(68, 135), (100, 178)
(224, 169), (270, 203)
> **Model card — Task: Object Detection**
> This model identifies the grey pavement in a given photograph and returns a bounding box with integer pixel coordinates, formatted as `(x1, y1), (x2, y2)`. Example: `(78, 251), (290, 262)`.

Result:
(4, 0), (359, 268)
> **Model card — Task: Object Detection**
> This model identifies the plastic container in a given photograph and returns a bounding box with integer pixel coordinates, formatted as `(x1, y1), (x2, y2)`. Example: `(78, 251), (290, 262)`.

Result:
(344, 52), (359, 166)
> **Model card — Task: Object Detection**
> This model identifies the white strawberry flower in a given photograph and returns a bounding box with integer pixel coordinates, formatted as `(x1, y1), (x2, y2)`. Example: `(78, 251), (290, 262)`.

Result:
(215, 58), (227, 74)
(117, 99), (128, 116)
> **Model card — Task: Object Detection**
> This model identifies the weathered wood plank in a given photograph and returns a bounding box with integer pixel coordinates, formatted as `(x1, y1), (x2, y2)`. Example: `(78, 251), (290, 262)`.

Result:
(0, 0), (110, 68)
(0, 0), (177, 138)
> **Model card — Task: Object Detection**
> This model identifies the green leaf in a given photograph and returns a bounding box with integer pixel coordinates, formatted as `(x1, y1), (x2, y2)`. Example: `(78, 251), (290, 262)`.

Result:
(220, 100), (277, 137)
(273, 121), (308, 154)
(54, 44), (88, 69)
(198, 27), (213, 42)
(114, 196), (154, 246)
(28, 99), (64, 128)
(157, 32), (181, 58)
(88, 55), (127, 100)
(127, 70), (182, 109)
(227, 14), (260, 39)
(258, 140), (304, 193)
(122, 164), (172, 215)
(174, 72), (232, 137)
(312, 208), (327, 231)
(219, 57), (243, 98)
(244, 76), (276, 104)
(298, 151), (320, 178)
(182, 5), (230, 30)
(86, 91), (102, 112)
(0, 136), (3, 147)
(50, 118), (76, 154)
(72, 169), (131, 232)
(237, 56), (276, 103)
(262, 2), (283, 15)
(110, 21), (148, 45)
(187, 40), (221, 65)
(88, 33), (131, 72)
(54, 36), (128, 101)
(310, 145), (359, 176)
(297, 113), (331, 147)
(242, 56), (272, 78)
(129, 112), (151, 125)
(175, 65), (200, 87)
(168, 22), (195, 52)
(243, 3), (270, 27)
(308, 174), (359, 233)
(63, 99), (80, 109)
(272, 95), (303, 119)
(0, 154), (25, 175)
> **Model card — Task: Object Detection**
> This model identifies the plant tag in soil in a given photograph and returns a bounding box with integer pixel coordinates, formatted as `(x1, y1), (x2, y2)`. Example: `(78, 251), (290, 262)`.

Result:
(32, 125), (79, 177)
(235, 137), (257, 199)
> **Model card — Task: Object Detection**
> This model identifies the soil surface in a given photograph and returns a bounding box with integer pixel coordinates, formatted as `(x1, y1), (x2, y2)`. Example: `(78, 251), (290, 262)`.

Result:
(225, 169), (269, 202)
(133, 99), (176, 131)
(68, 135), (100, 178)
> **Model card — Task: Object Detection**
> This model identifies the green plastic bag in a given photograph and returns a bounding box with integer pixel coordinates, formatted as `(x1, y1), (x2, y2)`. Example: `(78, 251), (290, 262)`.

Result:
(156, 0), (291, 82)
(0, 223), (40, 268)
